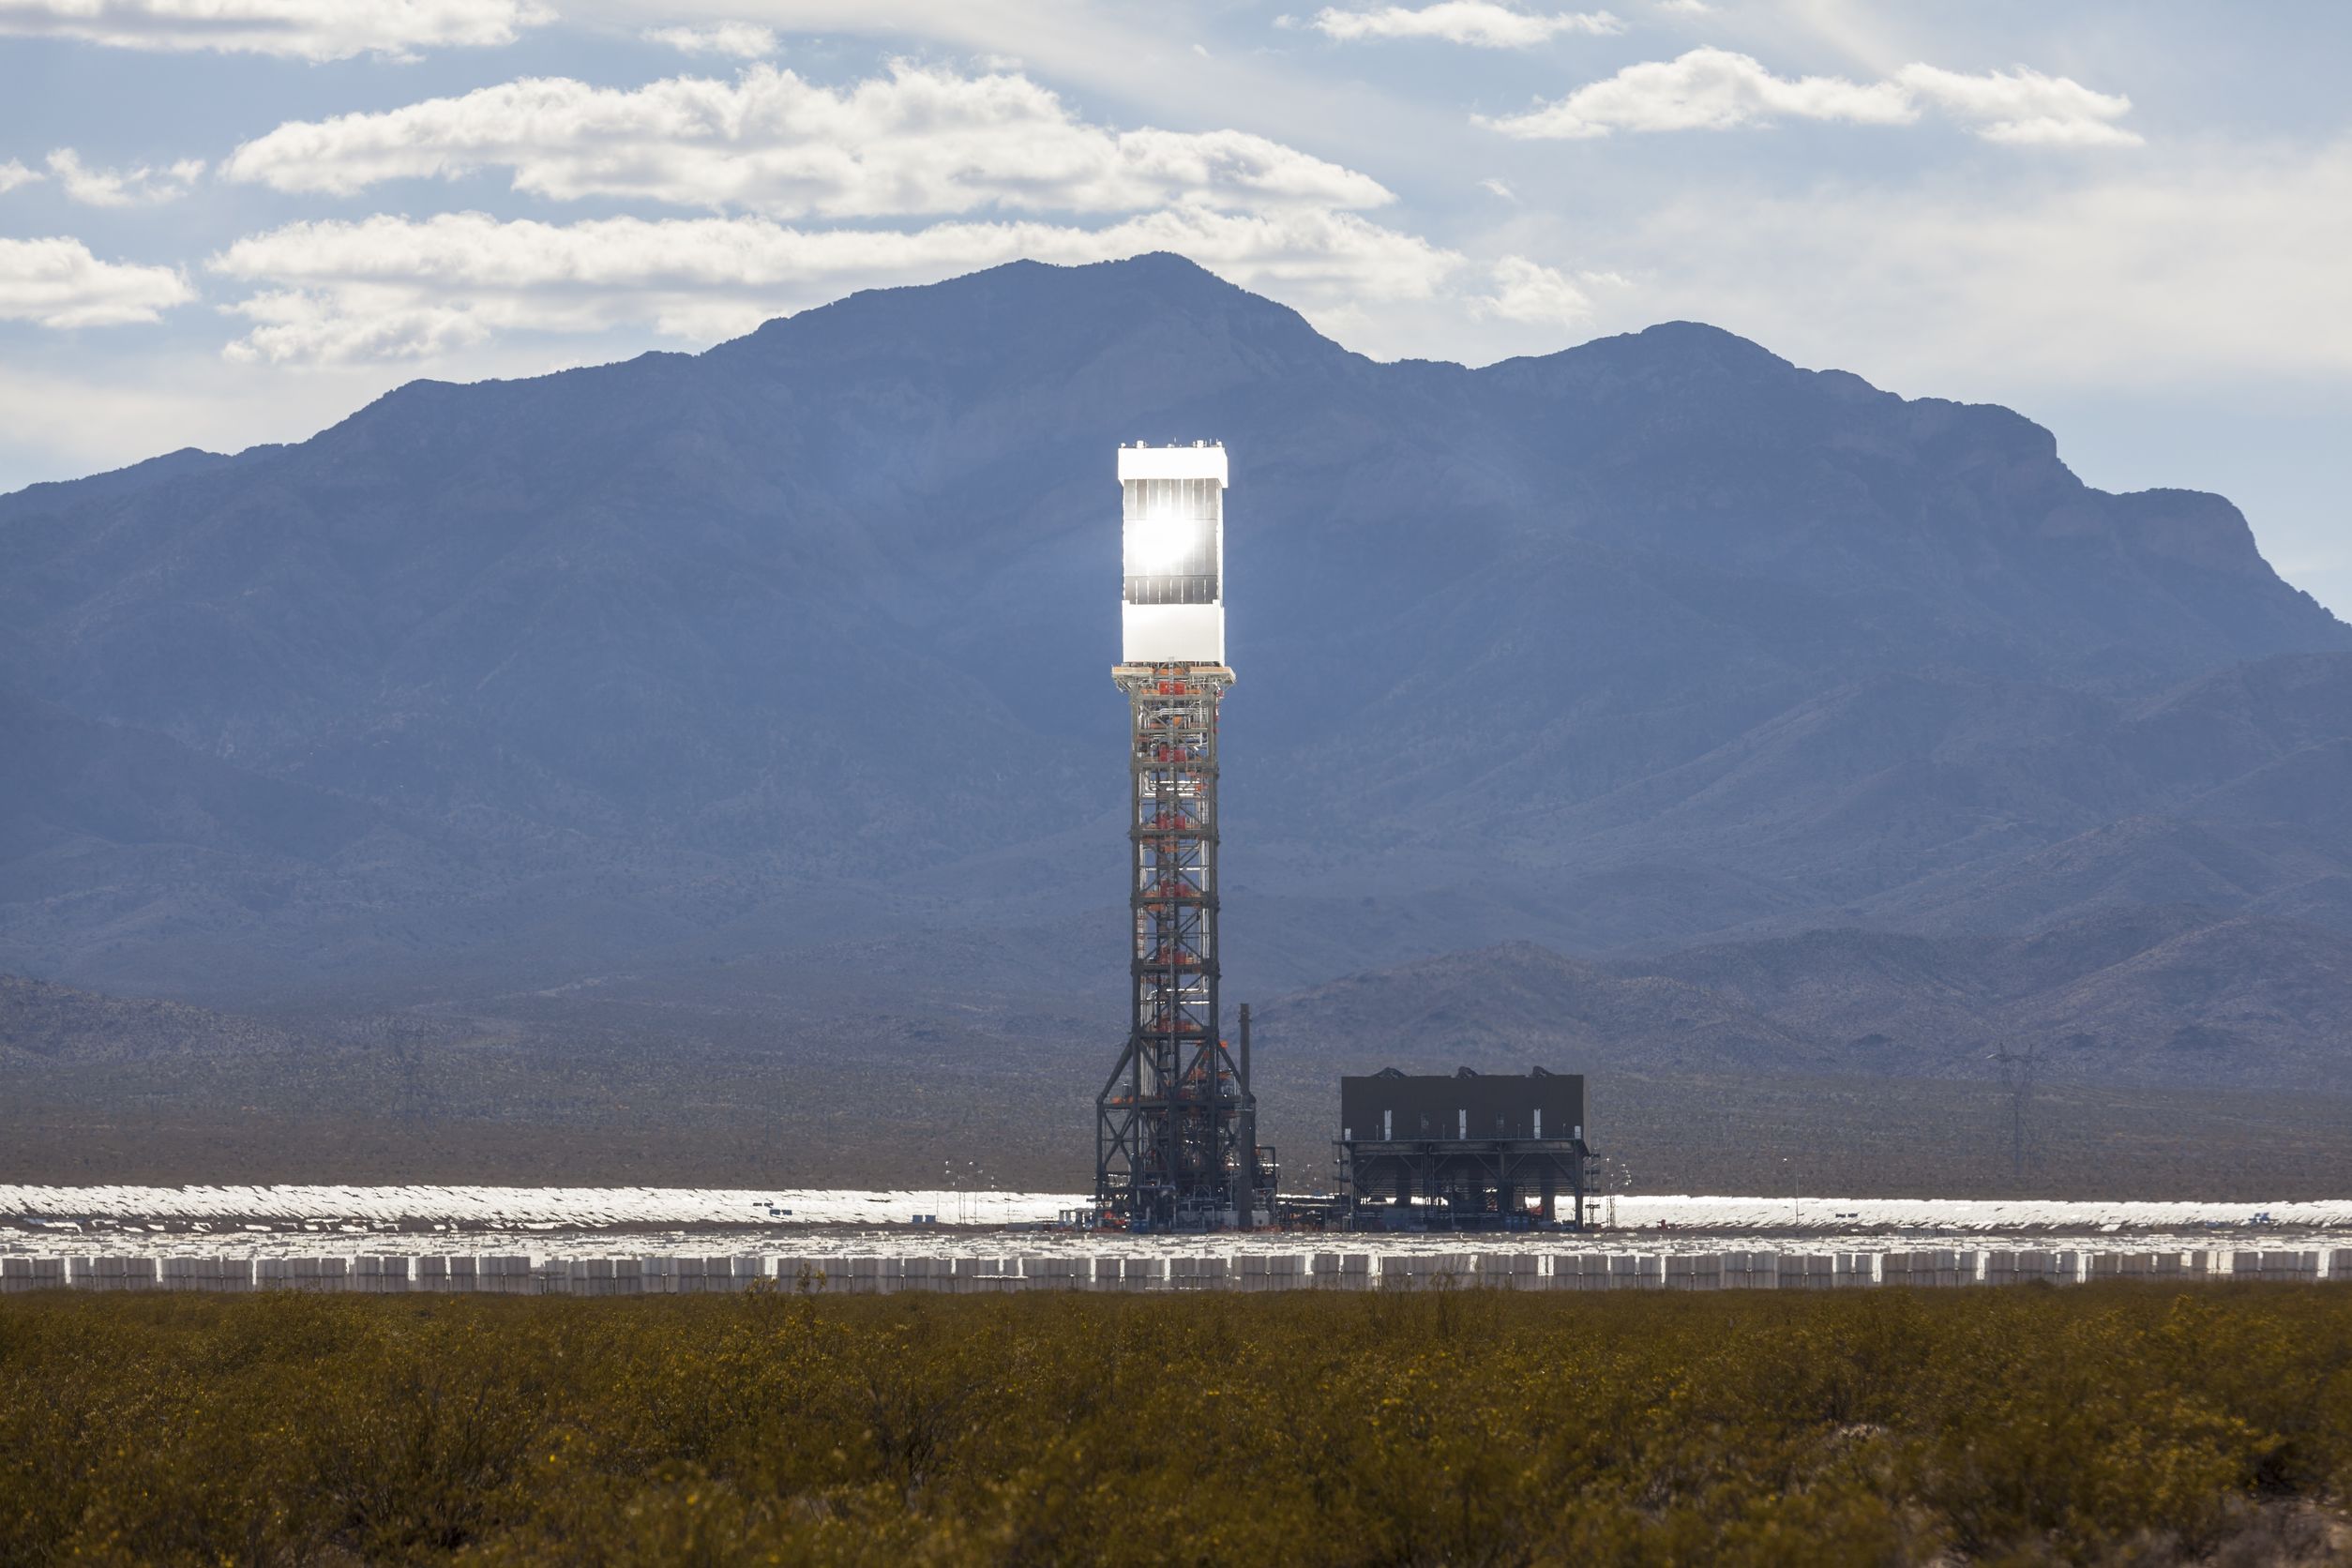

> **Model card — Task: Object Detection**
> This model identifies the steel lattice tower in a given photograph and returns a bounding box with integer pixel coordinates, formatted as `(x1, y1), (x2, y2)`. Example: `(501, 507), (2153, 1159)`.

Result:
(1095, 442), (1261, 1229)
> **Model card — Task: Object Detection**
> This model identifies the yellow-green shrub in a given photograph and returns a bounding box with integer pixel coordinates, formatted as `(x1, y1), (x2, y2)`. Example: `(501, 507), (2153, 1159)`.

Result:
(2, 1283), (2346, 1565)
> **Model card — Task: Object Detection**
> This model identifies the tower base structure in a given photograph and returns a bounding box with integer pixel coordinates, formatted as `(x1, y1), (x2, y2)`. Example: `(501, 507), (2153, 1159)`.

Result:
(1093, 663), (1271, 1229)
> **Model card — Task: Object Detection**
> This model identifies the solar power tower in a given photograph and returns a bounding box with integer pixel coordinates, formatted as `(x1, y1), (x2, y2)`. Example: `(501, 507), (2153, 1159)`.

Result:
(1095, 441), (1266, 1229)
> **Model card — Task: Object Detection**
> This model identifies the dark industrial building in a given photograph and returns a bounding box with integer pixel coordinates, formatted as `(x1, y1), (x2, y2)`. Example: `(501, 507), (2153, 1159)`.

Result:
(1336, 1068), (1595, 1229)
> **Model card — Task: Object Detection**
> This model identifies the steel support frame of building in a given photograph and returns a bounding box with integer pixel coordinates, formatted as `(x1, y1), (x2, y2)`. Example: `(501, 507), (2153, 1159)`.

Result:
(1337, 1139), (1595, 1229)
(1095, 661), (1259, 1229)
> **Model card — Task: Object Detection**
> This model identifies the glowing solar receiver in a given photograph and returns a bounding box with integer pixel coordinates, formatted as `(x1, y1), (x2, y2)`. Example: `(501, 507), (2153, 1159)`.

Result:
(1119, 440), (1226, 664)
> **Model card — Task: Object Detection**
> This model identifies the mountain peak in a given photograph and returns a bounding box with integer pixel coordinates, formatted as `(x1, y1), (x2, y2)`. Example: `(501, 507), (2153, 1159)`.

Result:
(1523, 318), (1796, 380)
(1618, 318), (1790, 361)
(726, 251), (1337, 369)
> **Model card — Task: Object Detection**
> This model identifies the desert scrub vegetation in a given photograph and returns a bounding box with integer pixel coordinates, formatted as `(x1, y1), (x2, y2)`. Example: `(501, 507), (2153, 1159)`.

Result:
(2, 1284), (2348, 1566)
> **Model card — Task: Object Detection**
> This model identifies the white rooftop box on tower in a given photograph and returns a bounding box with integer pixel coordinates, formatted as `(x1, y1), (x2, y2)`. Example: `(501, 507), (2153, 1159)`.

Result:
(1119, 441), (1227, 664)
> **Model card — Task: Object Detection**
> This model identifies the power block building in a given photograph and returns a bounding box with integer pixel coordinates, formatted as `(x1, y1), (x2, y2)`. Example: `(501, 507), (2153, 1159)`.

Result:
(1094, 441), (1272, 1229)
(1337, 1068), (1594, 1229)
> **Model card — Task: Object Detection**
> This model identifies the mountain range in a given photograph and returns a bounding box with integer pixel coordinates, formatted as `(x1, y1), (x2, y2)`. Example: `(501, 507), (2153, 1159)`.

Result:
(6, 252), (2350, 1177)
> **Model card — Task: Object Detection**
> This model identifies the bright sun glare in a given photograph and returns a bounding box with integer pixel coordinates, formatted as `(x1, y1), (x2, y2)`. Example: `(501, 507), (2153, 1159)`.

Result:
(1126, 514), (1201, 574)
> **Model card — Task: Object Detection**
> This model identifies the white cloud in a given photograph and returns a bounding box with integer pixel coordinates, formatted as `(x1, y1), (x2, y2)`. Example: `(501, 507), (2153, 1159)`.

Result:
(222, 63), (1396, 219)
(1893, 63), (2141, 148)
(1599, 139), (2352, 386)
(1478, 176), (1515, 199)
(1471, 255), (1593, 324)
(0, 0), (551, 60)
(0, 158), (41, 194)
(46, 148), (206, 206)
(1485, 48), (1910, 137)
(1651, 0), (1712, 13)
(205, 206), (1462, 364)
(1310, 3), (1622, 48)
(641, 22), (776, 58)
(0, 236), (194, 326)
(1485, 47), (2137, 146)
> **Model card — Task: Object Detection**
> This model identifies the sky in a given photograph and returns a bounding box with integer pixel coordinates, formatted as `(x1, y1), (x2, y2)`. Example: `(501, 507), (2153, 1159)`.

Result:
(1, 0), (2346, 615)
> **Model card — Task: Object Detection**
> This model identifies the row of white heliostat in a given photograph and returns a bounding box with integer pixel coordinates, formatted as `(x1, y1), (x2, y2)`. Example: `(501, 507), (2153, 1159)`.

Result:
(4, 1249), (2347, 1294)
(8, 1187), (2352, 1231)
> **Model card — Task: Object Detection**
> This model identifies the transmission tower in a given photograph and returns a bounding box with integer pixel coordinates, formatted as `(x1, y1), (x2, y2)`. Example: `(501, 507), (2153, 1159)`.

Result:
(1988, 1040), (2040, 1184)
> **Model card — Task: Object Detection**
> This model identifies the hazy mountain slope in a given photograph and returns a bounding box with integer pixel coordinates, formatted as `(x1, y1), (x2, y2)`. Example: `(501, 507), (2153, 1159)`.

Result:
(1252, 911), (2352, 1093)
(1631, 907), (2352, 1088)
(3, 253), (2346, 1017)
(1252, 941), (1831, 1077)
(2013, 914), (2352, 1079)
(0, 687), (379, 864)
(0, 971), (295, 1063)
(1858, 664), (2352, 939)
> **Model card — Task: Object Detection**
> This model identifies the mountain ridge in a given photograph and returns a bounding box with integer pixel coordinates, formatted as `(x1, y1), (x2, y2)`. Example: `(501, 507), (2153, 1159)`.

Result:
(3, 255), (2346, 1110)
